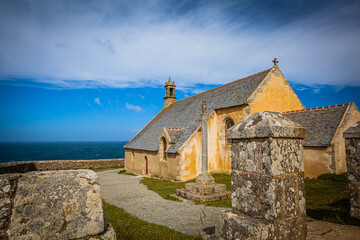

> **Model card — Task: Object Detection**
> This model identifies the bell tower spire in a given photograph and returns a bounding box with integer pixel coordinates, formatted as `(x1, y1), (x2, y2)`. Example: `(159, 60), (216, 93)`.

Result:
(164, 77), (176, 108)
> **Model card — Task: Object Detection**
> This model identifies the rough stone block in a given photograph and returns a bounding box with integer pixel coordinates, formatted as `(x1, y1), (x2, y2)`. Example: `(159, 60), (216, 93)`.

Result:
(7, 170), (106, 240)
(176, 182), (231, 202)
(349, 181), (360, 208)
(350, 206), (360, 219)
(231, 139), (303, 175)
(345, 139), (360, 182)
(231, 172), (305, 221)
(0, 174), (20, 239)
(216, 210), (306, 240)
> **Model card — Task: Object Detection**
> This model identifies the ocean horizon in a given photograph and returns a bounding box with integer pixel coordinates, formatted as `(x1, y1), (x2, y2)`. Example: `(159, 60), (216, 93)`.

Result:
(0, 141), (128, 163)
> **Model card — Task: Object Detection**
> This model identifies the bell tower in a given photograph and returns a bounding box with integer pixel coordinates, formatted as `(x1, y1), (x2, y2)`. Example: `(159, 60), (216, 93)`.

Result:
(164, 77), (176, 108)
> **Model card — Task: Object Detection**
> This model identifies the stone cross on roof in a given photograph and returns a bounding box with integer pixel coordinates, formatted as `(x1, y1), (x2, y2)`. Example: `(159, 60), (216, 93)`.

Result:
(273, 58), (279, 66)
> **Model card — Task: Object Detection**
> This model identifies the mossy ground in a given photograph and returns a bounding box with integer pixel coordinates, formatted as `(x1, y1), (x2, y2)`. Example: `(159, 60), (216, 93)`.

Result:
(103, 200), (200, 240)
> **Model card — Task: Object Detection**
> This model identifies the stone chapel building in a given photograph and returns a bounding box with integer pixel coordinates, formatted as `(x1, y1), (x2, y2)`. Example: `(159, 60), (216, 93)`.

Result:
(124, 60), (360, 181)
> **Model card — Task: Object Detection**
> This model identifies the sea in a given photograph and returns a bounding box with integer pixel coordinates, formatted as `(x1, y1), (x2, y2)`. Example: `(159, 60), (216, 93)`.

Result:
(0, 141), (127, 163)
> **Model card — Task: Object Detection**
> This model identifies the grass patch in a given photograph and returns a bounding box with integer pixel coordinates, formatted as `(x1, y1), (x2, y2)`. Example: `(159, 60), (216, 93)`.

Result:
(118, 169), (137, 176)
(92, 167), (122, 172)
(140, 177), (194, 201)
(305, 173), (358, 226)
(103, 200), (200, 240)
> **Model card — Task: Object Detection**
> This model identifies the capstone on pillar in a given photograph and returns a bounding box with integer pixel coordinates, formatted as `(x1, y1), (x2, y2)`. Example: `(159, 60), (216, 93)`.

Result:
(343, 121), (360, 219)
(216, 111), (307, 240)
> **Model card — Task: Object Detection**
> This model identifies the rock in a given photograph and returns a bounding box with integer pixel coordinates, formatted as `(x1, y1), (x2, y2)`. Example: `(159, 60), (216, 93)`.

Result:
(0, 170), (116, 240)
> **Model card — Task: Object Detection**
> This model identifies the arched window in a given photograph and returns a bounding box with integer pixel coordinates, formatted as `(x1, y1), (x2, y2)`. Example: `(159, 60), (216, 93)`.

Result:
(159, 137), (167, 161)
(224, 117), (235, 144)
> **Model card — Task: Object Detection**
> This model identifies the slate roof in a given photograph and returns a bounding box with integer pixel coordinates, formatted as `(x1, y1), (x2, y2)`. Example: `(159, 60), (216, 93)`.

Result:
(124, 68), (273, 153)
(284, 104), (349, 147)
(166, 128), (184, 143)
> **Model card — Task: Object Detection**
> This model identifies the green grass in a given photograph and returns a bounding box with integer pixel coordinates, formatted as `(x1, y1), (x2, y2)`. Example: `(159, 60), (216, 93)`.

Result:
(103, 200), (200, 240)
(92, 167), (122, 172)
(305, 173), (359, 226)
(118, 169), (137, 176)
(140, 177), (194, 201)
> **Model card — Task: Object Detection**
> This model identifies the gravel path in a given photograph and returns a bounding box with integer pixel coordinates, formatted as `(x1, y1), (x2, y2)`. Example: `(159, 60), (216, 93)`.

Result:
(97, 169), (228, 236)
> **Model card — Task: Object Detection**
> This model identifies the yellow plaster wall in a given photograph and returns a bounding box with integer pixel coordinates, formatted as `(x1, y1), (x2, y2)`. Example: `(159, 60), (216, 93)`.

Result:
(332, 104), (360, 174)
(304, 146), (334, 178)
(178, 128), (202, 181)
(208, 106), (248, 174)
(250, 74), (304, 114)
(125, 148), (179, 180)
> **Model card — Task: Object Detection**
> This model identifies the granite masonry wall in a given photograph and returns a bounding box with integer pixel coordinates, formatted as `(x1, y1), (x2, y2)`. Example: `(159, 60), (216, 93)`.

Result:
(343, 121), (360, 219)
(216, 111), (307, 240)
(0, 159), (124, 174)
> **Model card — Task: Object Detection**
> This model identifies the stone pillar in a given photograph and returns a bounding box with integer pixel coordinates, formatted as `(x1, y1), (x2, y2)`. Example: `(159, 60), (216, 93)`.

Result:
(216, 111), (307, 240)
(201, 99), (208, 174)
(196, 99), (215, 184)
(343, 121), (360, 218)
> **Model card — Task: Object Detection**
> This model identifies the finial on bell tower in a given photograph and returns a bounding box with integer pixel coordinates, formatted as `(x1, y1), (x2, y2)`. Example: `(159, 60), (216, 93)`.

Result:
(272, 58), (279, 66)
(164, 76), (176, 108)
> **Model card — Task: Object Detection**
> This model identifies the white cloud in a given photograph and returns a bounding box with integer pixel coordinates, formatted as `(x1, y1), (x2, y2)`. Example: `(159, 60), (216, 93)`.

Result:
(94, 97), (102, 105)
(0, 1), (359, 88)
(125, 103), (143, 112)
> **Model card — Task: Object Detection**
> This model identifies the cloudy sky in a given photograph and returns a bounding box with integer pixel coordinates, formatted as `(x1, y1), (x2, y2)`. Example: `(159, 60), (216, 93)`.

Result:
(0, 0), (360, 141)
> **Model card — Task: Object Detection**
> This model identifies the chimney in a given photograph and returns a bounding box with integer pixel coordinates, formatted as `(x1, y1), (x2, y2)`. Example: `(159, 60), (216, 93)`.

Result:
(164, 77), (176, 108)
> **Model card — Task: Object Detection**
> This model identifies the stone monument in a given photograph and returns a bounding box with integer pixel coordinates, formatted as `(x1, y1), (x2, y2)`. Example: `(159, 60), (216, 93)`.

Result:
(176, 100), (230, 202)
(216, 111), (307, 239)
(343, 121), (360, 218)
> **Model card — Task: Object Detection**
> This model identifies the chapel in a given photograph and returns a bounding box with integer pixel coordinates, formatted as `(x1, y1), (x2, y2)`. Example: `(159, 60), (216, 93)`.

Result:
(124, 59), (360, 180)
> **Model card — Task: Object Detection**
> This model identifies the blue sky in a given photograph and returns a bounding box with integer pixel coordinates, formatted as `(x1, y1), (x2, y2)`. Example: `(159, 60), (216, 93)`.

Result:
(0, 0), (359, 141)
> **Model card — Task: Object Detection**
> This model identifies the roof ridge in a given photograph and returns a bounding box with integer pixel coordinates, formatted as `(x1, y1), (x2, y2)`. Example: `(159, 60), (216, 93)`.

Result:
(174, 67), (273, 105)
(166, 128), (184, 130)
(282, 103), (350, 114)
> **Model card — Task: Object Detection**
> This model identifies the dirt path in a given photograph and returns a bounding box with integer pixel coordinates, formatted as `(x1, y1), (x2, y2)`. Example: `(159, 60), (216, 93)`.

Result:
(98, 170), (360, 239)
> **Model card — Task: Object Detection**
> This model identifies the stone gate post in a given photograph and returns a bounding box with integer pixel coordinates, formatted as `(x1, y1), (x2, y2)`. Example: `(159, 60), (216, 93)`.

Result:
(216, 111), (307, 240)
(343, 121), (360, 218)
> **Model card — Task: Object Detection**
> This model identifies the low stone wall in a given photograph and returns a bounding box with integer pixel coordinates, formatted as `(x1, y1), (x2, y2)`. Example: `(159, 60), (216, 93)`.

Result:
(0, 158), (124, 174)
(0, 170), (116, 239)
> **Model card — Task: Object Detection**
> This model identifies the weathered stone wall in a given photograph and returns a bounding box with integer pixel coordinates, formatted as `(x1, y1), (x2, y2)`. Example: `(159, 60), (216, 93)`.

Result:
(0, 170), (116, 240)
(343, 121), (360, 219)
(0, 158), (124, 174)
(216, 111), (307, 240)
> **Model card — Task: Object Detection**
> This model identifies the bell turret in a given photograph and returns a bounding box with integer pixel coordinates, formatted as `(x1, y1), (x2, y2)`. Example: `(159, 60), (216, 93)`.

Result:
(164, 77), (176, 108)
